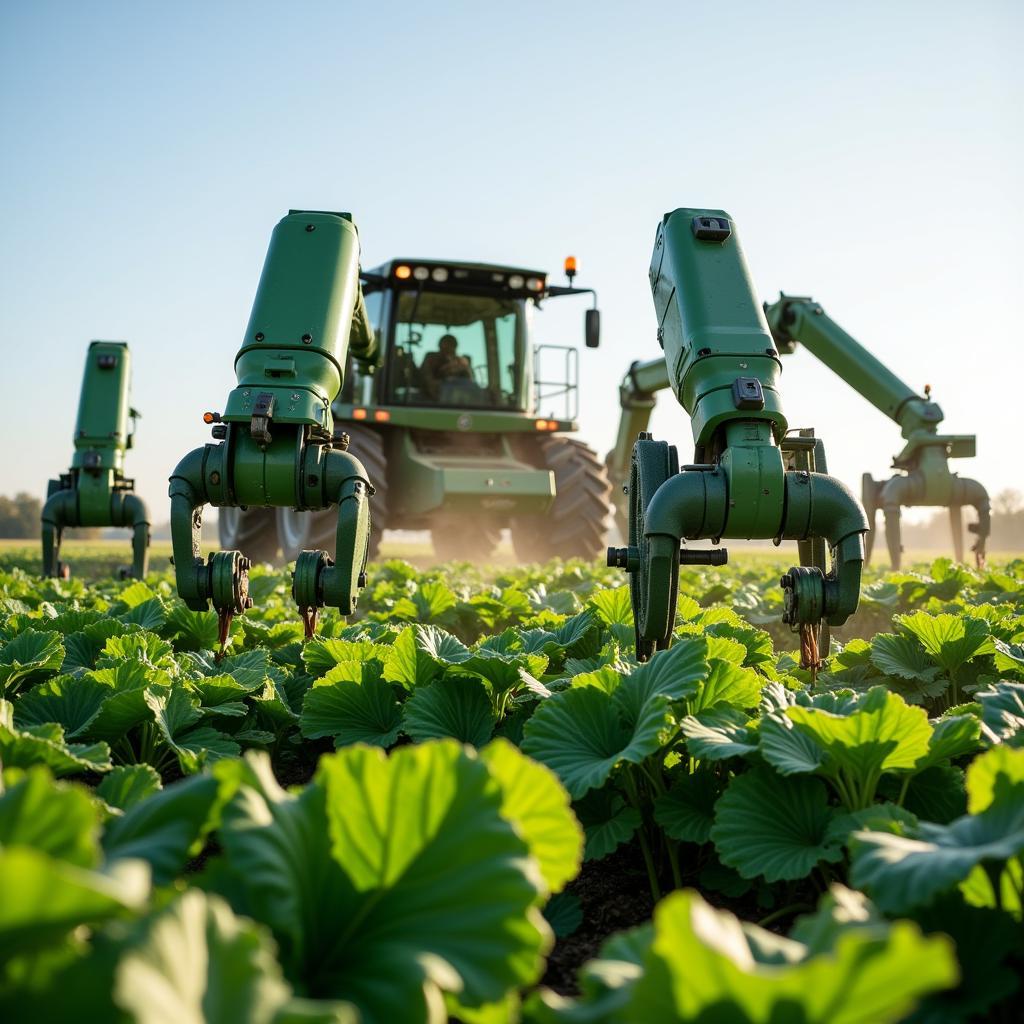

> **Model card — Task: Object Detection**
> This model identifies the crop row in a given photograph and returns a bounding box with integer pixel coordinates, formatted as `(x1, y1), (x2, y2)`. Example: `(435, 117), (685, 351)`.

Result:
(0, 556), (1022, 1022)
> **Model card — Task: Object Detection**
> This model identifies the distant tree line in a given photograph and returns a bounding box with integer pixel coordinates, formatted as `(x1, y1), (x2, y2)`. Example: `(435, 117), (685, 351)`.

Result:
(0, 493), (42, 538)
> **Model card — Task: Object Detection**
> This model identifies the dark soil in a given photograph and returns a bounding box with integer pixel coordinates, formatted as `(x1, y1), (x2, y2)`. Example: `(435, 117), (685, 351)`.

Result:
(542, 845), (654, 995)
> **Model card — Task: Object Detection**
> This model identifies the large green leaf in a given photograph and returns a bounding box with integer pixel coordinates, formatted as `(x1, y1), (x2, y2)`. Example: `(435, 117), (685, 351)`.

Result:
(689, 658), (762, 714)
(392, 579), (457, 622)
(62, 619), (129, 674)
(573, 789), (642, 861)
(633, 890), (954, 1024)
(0, 767), (99, 867)
(96, 763), (163, 812)
(301, 637), (390, 679)
(212, 746), (549, 1023)
(0, 629), (64, 695)
(383, 624), (471, 689)
(163, 605), (221, 652)
(976, 680), (1024, 746)
(82, 671), (161, 743)
(113, 890), (350, 1024)
(911, 894), (1021, 1022)
(851, 759), (1024, 914)
(616, 638), (708, 714)
(653, 771), (722, 844)
(679, 706), (758, 761)
(103, 773), (227, 885)
(521, 685), (671, 799)
(588, 586), (633, 627)
(99, 630), (176, 671)
(13, 672), (111, 736)
(480, 738), (583, 895)
(0, 700), (112, 776)
(711, 768), (843, 881)
(785, 686), (932, 806)
(146, 686), (240, 773)
(0, 847), (148, 968)
(300, 661), (401, 748)
(869, 632), (943, 683)
(895, 612), (995, 673)
(462, 649), (549, 698)
(759, 711), (826, 775)
(914, 713), (982, 771)
(532, 887), (956, 1024)
(402, 676), (496, 746)
(966, 744), (1024, 813)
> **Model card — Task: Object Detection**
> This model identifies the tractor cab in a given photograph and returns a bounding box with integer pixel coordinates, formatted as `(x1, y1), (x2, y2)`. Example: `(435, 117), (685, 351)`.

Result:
(339, 259), (598, 427)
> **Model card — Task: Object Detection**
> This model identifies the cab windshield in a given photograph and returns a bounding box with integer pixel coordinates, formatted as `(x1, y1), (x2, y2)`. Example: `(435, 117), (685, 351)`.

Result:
(386, 291), (525, 409)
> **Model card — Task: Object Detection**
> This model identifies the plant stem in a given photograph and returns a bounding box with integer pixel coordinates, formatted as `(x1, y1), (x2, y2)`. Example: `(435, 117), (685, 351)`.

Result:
(896, 774), (911, 807)
(666, 839), (683, 890)
(624, 767), (661, 902)
(756, 902), (814, 929)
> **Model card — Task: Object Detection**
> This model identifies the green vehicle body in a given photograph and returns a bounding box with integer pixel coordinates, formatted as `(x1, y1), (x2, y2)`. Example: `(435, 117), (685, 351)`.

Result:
(169, 210), (376, 638)
(606, 209), (868, 660)
(222, 256), (611, 564)
(42, 341), (149, 579)
(607, 289), (990, 571)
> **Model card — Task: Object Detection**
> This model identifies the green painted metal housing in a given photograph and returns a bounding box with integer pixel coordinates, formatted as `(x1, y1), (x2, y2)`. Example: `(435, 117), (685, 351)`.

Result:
(608, 209), (868, 659)
(42, 341), (150, 578)
(169, 211), (376, 628)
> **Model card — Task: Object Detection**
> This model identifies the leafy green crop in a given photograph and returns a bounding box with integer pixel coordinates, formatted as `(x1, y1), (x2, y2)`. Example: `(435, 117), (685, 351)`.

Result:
(0, 553), (1021, 1022)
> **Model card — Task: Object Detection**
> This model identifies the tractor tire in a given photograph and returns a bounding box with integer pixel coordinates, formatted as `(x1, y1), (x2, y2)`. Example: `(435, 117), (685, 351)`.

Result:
(277, 428), (389, 562)
(431, 518), (502, 562)
(218, 507), (280, 564)
(512, 436), (612, 562)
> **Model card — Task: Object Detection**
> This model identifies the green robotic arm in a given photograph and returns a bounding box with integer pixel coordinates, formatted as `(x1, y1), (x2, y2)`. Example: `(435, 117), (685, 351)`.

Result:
(763, 295), (990, 568)
(607, 210), (868, 663)
(169, 210), (377, 647)
(43, 342), (150, 579)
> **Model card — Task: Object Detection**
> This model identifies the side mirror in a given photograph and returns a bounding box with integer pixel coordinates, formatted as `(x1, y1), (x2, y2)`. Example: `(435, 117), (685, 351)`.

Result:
(585, 308), (601, 349)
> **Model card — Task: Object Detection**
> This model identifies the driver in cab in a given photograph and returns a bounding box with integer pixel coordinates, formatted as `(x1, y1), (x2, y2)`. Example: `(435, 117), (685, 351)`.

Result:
(421, 334), (472, 398)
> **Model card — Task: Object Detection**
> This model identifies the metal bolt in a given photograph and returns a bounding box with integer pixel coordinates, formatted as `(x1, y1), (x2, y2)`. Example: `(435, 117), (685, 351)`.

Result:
(301, 334), (313, 344)
(305, 224), (315, 232)
(697, 347), (711, 357)
(780, 574), (793, 588)
(210, 471), (221, 485)
(255, 332), (264, 342)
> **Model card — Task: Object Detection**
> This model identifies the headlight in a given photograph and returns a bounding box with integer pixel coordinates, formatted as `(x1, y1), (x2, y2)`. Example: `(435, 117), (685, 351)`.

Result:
(413, 266), (430, 281)
(508, 274), (525, 289)
(431, 267), (449, 282)
(526, 277), (544, 292)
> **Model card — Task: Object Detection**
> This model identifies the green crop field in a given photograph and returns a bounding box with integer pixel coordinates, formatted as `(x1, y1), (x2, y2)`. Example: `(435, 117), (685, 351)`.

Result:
(1, 550), (1021, 1022)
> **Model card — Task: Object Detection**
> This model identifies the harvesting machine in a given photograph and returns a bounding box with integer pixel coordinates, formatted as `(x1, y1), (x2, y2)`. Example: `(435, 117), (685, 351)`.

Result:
(606, 209), (868, 663)
(609, 298), (990, 571)
(220, 253), (612, 563)
(169, 210), (376, 643)
(763, 295), (989, 568)
(42, 341), (149, 579)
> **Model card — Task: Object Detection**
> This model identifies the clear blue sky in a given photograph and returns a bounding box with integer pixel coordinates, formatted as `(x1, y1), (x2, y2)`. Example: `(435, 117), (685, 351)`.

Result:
(1, 0), (1020, 525)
